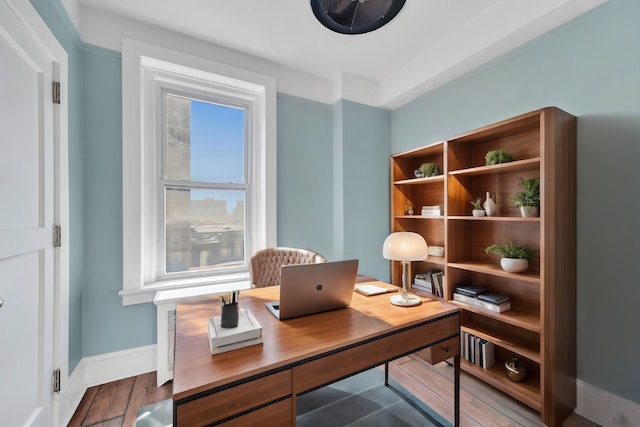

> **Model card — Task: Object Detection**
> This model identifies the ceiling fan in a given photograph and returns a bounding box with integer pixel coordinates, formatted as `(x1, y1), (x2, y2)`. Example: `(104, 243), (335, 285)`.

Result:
(310, 0), (406, 34)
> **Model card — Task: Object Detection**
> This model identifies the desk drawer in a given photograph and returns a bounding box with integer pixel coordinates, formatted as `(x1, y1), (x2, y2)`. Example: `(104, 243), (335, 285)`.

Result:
(293, 314), (458, 393)
(176, 370), (291, 426)
(216, 398), (292, 427)
(416, 337), (459, 365)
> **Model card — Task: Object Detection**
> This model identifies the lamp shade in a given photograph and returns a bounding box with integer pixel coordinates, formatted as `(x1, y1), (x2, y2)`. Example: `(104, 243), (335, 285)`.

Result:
(382, 232), (429, 261)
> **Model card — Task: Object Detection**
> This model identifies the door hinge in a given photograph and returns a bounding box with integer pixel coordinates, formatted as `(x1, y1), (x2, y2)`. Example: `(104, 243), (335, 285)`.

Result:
(53, 369), (61, 393)
(53, 225), (61, 248)
(52, 81), (61, 104)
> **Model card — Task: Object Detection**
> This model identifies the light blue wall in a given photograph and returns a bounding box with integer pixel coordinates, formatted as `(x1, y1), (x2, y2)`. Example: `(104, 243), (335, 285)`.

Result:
(392, 0), (640, 403)
(29, 0), (84, 372)
(338, 100), (391, 280)
(81, 46), (156, 355)
(276, 94), (335, 259)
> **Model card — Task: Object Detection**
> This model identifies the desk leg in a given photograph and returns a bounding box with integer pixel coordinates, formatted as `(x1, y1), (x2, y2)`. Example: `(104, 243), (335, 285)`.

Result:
(384, 361), (389, 386)
(454, 354), (460, 427)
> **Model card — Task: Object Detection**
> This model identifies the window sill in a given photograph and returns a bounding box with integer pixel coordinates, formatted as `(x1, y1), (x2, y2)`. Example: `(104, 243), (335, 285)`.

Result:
(119, 272), (251, 305)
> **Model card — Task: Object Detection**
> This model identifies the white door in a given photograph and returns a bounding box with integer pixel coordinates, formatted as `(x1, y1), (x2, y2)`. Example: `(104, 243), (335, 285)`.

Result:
(0, 0), (58, 425)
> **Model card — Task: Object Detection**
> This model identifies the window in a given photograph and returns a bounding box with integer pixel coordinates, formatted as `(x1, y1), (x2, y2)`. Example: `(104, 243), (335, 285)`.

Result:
(121, 39), (276, 305)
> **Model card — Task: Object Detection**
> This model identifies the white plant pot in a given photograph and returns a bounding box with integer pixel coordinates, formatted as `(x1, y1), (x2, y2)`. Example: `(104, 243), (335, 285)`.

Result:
(500, 258), (528, 273)
(520, 206), (539, 217)
(472, 209), (486, 217)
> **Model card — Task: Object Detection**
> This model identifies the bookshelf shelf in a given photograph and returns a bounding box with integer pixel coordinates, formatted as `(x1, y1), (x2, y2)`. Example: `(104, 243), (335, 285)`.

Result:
(389, 107), (576, 426)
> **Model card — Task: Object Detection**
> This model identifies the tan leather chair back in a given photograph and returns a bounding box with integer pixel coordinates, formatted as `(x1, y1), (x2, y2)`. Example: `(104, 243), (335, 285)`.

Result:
(250, 247), (326, 287)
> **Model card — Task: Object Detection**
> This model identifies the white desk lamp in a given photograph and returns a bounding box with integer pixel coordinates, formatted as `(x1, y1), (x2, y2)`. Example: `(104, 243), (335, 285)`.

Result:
(383, 232), (428, 307)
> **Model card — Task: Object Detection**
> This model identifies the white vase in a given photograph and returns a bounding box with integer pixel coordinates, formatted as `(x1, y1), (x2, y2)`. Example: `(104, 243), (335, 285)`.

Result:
(500, 258), (528, 273)
(520, 206), (539, 217)
(472, 209), (486, 217)
(484, 192), (497, 216)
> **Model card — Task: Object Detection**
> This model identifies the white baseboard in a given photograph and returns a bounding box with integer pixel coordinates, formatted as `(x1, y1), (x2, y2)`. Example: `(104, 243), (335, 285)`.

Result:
(576, 379), (640, 427)
(57, 345), (157, 426)
(57, 345), (640, 427)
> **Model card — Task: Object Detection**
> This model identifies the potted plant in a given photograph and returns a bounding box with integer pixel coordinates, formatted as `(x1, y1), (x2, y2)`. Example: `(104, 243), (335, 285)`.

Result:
(471, 197), (485, 217)
(510, 177), (540, 217)
(485, 242), (536, 273)
(485, 149), (513, 165)
(419, 162), (441, 177)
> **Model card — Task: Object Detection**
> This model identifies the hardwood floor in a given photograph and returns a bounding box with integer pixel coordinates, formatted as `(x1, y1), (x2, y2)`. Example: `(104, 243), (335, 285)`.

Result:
(67, 356), (598, 427)
(67, 371), (172, 427)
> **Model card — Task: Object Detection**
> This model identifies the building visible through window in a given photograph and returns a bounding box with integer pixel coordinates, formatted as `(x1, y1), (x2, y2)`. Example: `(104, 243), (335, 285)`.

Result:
(163, 94), (247, 275)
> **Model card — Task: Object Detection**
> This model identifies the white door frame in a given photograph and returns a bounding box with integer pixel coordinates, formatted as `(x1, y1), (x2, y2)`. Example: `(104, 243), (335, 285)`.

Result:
(6, 0), (69, 425)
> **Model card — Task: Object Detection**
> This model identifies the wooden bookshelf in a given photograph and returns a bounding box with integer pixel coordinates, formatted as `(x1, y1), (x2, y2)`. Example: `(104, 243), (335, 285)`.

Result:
(389, 107), (576, 426)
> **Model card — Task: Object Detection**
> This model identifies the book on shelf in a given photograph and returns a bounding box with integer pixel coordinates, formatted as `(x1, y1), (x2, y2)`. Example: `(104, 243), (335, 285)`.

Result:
(412, 281), (432, 293)
(355, 284), (397, 296)
(431, 271), (444, 297)
(477, 293), (510, 305)
(421, 209), (444, 217)
(208, 309), (262, 353)
(453, 292), (511, 313)
(460, 331), (495, 369)
(454, 285), (487, 297)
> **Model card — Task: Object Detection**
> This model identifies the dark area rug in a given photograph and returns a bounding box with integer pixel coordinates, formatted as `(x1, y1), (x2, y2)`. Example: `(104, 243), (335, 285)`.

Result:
(136, 368), (450, 426)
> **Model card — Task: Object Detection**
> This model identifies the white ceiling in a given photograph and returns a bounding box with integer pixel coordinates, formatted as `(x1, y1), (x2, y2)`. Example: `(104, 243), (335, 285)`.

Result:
(78, 0), (607, 108)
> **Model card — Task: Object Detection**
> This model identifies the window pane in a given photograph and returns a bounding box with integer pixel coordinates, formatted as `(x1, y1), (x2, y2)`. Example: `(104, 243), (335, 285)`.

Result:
(165, 94), (245, 183)
(165, 188), (245, 274)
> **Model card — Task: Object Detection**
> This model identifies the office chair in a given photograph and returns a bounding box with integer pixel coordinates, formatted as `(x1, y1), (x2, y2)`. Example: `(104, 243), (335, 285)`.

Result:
(250, 247), (327, 287)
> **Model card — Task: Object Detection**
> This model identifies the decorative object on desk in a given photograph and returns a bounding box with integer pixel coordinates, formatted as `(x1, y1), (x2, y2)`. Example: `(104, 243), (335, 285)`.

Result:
(511, 177), (540, 217)
(483, 191), (498, 216)
(505, 355), (527, 382)
(208, 308), (262, 355)
(419, 162), (441, 177)
(220, 291), (239, 328)
(413, 169), (423, 178)
(471, 197), (485, 217)
(485, 242), (536, 273)
(485, 149), (514, 165)
(383, 232), (429, 307)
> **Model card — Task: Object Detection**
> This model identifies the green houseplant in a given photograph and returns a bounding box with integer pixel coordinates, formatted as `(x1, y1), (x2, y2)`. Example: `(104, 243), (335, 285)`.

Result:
(485, 242), (535, 273)
(471, 197), (485, 217)
(419, 162), (441, 177)
(485, 149), (514, 165)
(510, 177), (540, 217)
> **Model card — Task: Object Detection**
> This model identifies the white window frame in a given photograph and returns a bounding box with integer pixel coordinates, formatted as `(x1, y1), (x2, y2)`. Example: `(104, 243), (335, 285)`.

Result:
(121, 38), (276, 305)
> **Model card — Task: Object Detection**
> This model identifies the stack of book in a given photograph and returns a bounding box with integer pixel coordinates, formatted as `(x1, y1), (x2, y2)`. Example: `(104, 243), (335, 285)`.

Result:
(421, 205), (444, 217)
(461, 331), (495, 369)
(413, 270), (444, 296)
(207, 309), (263, 355)
(453, 285), (511, 313)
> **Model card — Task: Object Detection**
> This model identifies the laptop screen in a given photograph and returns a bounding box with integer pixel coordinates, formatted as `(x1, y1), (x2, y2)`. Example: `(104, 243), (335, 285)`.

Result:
(265, 259), (359, 320)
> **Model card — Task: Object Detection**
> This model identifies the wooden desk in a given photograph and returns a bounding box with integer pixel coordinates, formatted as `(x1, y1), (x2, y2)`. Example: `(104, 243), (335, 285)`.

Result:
(172, 283), (461, 426)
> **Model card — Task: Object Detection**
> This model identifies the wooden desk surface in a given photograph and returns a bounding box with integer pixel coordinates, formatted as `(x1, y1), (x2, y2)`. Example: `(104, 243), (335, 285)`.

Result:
(173, 282), (460, 402)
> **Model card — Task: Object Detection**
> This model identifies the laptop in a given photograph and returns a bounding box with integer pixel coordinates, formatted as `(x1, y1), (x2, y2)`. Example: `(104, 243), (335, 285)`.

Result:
(265, 259), (359, 320)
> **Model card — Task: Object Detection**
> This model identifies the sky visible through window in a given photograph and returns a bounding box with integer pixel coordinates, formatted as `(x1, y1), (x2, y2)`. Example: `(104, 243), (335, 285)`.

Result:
(190, 100), (245, 213)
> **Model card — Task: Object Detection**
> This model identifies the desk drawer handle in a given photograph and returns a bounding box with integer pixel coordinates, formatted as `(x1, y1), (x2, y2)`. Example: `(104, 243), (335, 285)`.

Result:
(444, 347), (450, 353)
